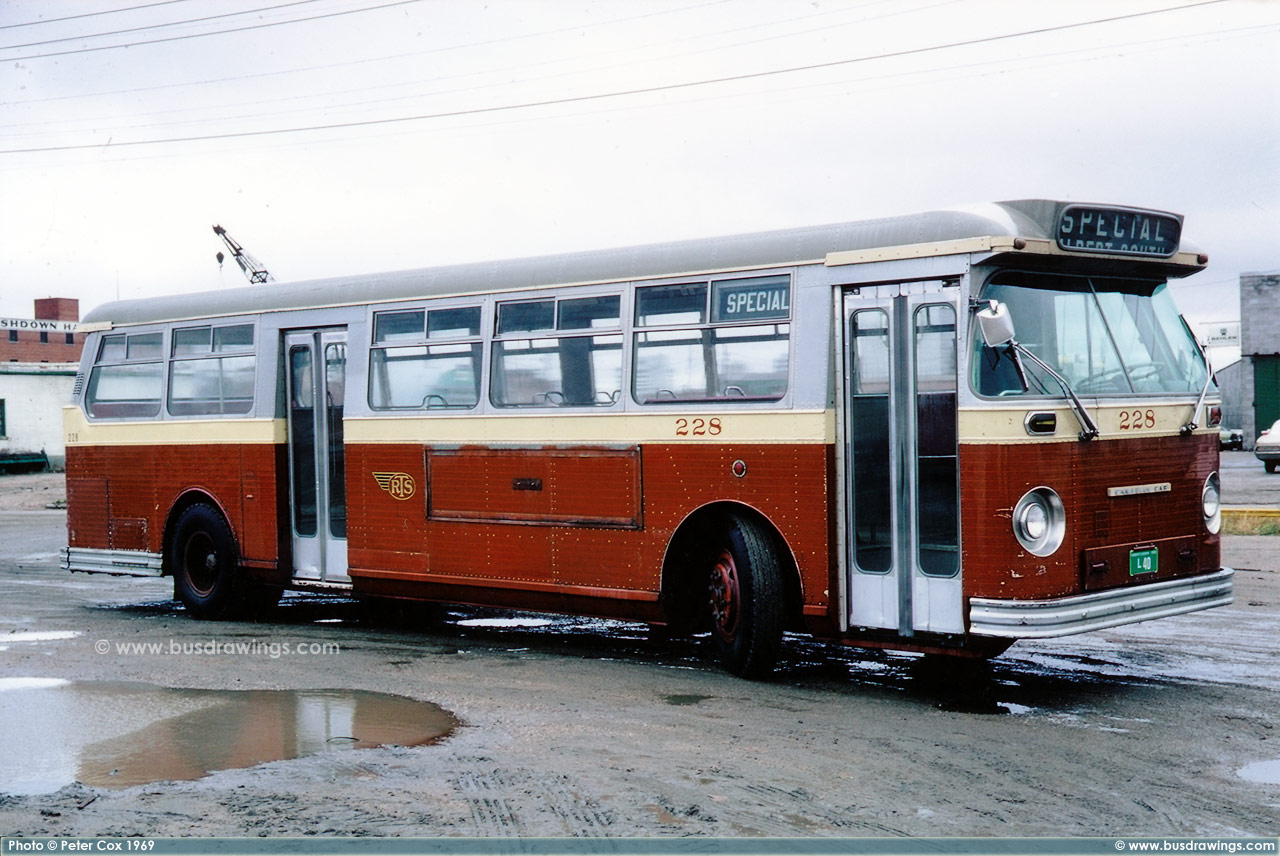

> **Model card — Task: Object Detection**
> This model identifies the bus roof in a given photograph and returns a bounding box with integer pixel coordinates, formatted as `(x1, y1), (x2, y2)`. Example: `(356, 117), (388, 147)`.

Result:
(81, 200), (1199, 326)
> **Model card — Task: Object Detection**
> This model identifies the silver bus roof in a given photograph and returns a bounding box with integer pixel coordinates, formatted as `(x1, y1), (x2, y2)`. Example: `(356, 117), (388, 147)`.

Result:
(81, 200), (1205, 327)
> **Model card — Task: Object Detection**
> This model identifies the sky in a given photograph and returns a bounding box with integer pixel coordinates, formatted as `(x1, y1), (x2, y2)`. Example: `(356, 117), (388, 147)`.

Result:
(2, 0), (1278, 365)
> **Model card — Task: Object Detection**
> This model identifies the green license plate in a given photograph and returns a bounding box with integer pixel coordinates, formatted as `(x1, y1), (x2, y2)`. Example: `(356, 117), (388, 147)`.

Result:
(1129, 547), (1158, 576)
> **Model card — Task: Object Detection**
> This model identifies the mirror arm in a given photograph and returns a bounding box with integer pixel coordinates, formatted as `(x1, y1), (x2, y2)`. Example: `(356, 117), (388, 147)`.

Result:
(1009, 341), (1100, 442)
(1181, 332), (1214, 437)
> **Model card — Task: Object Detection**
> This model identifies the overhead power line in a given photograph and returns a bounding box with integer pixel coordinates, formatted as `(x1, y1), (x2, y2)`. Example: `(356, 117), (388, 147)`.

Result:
(0, 0), (426, 60)
(0, 0), (195, 32)
(4, 0), (734, 108)
(0, 0), (945, 136)
(0, 0), (330, 50)
(0, 0), (1234, 156)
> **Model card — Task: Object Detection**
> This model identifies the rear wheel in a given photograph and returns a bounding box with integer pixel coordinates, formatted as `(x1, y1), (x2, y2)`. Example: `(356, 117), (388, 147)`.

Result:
(706, 514), (785, 679)
(1266, 461), (1277, 474)
(170, 504), (270, 619)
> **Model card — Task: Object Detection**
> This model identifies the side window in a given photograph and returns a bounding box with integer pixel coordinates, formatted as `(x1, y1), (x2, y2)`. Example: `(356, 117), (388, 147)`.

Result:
(633, 275), (790, 404)
(167, 324), (255, 416)
(86, 331), (164, 419)
(369, 306), (482, 409)
(491, 295), (622, 408)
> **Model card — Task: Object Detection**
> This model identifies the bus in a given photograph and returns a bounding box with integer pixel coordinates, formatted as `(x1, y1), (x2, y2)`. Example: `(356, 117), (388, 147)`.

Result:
(61, 199), (1233, 677)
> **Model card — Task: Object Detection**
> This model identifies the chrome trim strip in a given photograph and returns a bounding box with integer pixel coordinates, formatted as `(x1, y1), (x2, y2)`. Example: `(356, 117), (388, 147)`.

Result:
(968, 568), (1233, 639)
(61, 546), (164, 577)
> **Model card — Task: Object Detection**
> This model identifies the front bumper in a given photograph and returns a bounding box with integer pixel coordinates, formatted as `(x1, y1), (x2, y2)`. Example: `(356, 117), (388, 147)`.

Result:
(968, 568), (1233, 639)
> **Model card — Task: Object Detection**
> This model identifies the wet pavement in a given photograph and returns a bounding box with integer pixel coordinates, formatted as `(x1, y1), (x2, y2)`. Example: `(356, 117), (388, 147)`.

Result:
(0, 485), (1277, 837)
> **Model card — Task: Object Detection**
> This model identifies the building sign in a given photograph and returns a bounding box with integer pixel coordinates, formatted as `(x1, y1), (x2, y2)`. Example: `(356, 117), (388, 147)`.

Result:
(0, 318), (78, 333)
(711, 276), (791, 323)
(1056, 205), (1181, 258)
(1201, 322), (1240, 348)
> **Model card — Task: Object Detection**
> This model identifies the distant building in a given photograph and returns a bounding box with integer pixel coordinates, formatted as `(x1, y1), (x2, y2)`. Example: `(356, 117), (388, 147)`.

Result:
(0, 298), (85, 471)
(1236, 273), (1280, 449)
(1216, 358), (1245, 432)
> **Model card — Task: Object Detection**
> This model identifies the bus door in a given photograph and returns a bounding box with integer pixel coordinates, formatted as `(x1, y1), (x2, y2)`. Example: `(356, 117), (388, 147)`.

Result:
(841, 284), (962, 635)
(284, 328), (349, 585)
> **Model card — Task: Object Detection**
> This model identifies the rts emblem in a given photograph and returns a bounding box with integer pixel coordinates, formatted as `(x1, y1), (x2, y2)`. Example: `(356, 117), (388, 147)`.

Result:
(373, 472), (416, 501)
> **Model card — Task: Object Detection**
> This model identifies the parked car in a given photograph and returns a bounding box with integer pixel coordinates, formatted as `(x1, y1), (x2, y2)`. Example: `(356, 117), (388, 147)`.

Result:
(1256, 419), (1280, 473)
(1220, 427), (1244, 451)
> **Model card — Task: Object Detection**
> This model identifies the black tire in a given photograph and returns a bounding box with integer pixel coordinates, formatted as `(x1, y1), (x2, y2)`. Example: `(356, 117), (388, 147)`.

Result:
(170, 503), (257, 620)
(1267, 461), (1278, 474)
(706, 514), (785, 679)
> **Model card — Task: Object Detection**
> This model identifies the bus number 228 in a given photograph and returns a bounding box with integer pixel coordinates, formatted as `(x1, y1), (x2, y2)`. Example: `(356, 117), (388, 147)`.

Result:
(675, 418), (722, 437)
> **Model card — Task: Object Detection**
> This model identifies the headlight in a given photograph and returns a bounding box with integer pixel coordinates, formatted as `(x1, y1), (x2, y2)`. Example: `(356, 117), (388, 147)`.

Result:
(1202, 472), (1221, 534)
(1013, 487), (1066, 557)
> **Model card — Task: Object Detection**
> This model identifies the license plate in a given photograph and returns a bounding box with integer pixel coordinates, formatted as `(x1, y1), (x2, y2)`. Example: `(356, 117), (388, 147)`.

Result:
(1129, 547), (1158, 576)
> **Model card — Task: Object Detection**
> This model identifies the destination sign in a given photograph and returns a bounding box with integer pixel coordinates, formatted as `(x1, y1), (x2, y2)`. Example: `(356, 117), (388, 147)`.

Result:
(1056, 205), (1181, 258)
(712, 276), (791, 324)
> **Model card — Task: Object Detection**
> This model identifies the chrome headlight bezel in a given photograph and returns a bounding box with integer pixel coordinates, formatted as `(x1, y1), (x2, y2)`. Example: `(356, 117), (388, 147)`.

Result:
(1202, 471), (1221, 535)
(1013, 487), (1066, 557)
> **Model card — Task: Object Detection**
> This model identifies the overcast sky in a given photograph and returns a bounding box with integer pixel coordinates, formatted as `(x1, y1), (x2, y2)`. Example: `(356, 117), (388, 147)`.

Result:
(2, 0), (1278, 362)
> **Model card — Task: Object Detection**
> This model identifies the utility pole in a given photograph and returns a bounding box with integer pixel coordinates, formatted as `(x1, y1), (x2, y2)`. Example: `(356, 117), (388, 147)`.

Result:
(213, 224), (273, 284)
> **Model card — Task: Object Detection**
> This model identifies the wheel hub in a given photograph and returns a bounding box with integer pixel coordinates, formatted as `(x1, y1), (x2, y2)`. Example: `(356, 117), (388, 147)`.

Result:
(708, 549), (740, 641)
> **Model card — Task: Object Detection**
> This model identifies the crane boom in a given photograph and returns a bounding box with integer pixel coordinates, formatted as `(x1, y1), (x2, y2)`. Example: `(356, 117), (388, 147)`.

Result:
(212, 224), (273, 284)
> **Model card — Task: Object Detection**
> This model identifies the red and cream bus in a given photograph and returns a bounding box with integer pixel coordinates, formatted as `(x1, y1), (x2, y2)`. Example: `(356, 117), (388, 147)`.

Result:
(62, 200), (1233, 677)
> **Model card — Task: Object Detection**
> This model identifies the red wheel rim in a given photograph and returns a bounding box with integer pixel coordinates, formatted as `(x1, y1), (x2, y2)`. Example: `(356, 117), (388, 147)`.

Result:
(709, 548), (740, 642)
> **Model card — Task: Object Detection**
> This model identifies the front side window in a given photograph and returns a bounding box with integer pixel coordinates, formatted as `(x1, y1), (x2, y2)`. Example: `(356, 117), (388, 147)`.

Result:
(492, 295), (622, 407)
(369, 306), (482, 409)
(167, 323), (255, 415)
(974, 273), (1210, 397)
(86, 331), (164, 418)
(633, 275), (790, 404)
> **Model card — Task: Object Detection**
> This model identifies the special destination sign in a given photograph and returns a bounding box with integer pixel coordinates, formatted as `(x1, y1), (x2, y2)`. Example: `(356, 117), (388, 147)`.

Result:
(1056, 205), (1181, 258)
(711, 276), (791, 323)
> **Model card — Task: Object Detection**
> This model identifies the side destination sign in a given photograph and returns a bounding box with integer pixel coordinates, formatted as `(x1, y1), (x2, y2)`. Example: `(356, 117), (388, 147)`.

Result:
(1056, 205), (1181, 258)
(711, 275), (791, 323)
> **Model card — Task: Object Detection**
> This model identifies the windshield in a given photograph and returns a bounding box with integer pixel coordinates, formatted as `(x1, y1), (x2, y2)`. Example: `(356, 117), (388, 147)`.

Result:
(974, 272), (1210, 397)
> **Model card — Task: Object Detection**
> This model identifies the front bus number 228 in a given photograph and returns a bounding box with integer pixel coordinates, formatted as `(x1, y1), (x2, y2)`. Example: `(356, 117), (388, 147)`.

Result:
(675, 418), (723, 437)
(1119, 409), (1156, 431)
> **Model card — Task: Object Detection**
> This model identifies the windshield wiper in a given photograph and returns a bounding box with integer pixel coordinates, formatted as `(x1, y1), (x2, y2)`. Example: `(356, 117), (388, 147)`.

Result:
(1004, 342), (1100, 441)
(974, 300), (1099, 441)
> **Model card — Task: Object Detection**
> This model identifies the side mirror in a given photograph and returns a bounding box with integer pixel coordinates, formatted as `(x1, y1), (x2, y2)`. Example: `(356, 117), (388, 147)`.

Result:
(976, 300), (1016, 347)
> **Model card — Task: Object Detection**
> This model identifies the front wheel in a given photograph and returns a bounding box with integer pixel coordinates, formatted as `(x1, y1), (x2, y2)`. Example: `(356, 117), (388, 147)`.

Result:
(170, 504), (261, 620)
(706, 514), (785, 679)
(1267, 461), (1278, 474)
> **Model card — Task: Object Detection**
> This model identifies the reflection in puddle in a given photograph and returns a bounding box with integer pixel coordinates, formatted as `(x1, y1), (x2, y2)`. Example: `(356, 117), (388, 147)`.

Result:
(0, 681), (456, 795)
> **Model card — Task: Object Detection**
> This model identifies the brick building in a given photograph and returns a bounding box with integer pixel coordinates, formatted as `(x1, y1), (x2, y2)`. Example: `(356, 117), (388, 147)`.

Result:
(0, 298), (85, 471)
(1, 297), (85, 363)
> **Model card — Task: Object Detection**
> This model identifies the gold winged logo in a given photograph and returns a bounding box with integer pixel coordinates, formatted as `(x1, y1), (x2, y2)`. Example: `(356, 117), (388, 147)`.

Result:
(372, 472), (416, 501)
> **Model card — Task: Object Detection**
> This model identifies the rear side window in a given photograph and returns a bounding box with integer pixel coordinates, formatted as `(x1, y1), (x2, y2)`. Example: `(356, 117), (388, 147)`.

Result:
(86, 332), (164, 419)
(167, 323), (256, 416)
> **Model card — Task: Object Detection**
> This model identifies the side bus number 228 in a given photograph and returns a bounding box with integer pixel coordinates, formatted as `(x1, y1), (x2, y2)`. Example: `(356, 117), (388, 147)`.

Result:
(1118, 409), (1156, 431)
(675, 417), (723, 437)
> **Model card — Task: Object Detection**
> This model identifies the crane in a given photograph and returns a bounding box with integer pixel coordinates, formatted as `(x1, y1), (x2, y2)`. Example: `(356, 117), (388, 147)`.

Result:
(212, 224), (273, 284)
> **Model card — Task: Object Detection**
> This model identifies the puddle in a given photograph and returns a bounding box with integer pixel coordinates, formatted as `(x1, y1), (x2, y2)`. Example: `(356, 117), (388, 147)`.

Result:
(664, 694), (711, 706)
(1, 630), (82, 643)
(0, 681), (456, 795)
(454, 617), (553, 629)
(1236, 759), (1280, 784)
